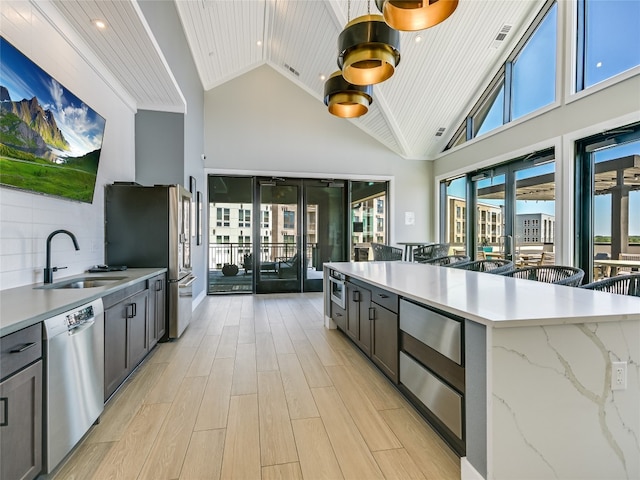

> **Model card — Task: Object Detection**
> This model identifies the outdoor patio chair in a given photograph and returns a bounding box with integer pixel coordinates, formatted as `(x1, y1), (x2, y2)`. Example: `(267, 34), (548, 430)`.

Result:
(277, 253), (300, 278)
(451, 259), (514, 274)
(618, 253), (640, 274)
(413, 243), (450, 263)
(421, 255), (470, 266)
(371, 243), (403, 261)
(499, 265), (585, 287)
(580, 273), (640, 296)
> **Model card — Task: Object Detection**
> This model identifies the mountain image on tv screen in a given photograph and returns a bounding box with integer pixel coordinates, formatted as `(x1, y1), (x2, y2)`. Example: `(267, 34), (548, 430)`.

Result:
(0, 36), (106, 203)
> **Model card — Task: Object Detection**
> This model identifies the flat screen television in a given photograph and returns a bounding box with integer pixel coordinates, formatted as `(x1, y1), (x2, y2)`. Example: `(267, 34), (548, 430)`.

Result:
(0, 36), (106, 203)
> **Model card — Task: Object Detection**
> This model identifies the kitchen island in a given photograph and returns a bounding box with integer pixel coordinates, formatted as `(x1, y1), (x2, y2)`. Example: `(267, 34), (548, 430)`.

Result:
(323, 261), (640, 480)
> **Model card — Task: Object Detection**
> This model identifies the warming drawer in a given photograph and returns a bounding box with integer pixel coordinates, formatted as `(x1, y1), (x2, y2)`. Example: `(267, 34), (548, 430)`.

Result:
(400, 351), (463, 439)
(400, 299), (462, 365)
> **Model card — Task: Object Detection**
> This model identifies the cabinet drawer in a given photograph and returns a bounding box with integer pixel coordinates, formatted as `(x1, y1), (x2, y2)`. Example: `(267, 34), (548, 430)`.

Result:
(400, 299), (461, 365)
(369, 285), (398, 313)
(330, 302), (347, 331)
(0, 324), (42, 381)
(400, 351), (462, 440)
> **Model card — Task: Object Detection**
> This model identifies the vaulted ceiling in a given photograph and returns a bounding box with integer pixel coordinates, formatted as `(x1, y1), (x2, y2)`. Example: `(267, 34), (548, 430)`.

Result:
(43, 0), (545, 159)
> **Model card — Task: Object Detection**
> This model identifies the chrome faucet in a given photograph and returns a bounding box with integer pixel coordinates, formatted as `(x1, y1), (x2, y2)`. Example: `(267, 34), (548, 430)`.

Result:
(44, 230), (80, 283)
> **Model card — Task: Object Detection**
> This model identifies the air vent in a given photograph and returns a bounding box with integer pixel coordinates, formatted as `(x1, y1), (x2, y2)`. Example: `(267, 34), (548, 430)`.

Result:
(284, 63), (300, 77)
(490, 24), (512, 49)
(435, 127), (446, 137)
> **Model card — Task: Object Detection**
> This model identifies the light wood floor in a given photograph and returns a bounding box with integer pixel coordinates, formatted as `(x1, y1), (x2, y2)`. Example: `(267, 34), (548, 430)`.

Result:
(53, 293), (460, 480)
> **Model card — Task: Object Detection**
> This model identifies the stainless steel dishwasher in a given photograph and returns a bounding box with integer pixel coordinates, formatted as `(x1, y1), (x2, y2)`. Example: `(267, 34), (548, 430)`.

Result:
(43, 299), (104, 473)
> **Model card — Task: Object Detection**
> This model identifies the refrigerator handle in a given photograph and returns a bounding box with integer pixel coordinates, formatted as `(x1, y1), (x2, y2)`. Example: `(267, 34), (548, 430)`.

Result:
(180, 276), (197, 288)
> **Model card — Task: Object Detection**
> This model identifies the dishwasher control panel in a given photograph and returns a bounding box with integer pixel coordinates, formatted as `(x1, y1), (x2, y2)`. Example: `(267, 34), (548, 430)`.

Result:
(66, 305), (94, 329)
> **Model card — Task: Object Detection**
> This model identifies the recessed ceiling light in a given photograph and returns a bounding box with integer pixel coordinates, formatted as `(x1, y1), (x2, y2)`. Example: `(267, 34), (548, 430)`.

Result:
(596, 61), (602, 68)
(414, 34), (423, 43)
(91, 19), (107, 30)
(320, 74), (326, 81)
(257, 40), (263, 46)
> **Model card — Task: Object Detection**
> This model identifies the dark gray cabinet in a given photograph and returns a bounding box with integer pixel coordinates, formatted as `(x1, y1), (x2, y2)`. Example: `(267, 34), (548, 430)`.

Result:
(103, 282), (149, 401)
(346, 282), (372, 356)
(370, 302), (398, 383)
(343, 280), (399, 383)
(148, 273), (166, 349)
(0, 324), (42, 480)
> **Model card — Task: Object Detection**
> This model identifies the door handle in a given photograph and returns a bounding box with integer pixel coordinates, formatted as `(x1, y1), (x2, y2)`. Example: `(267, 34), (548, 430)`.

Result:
(353, 290), (361, 302)
(155, 279), (163, 291)
(369, 307), (375, 321)
(377, 293), (389, 299)
(0, 397), (8, 427)
(126, 303), (135, 318)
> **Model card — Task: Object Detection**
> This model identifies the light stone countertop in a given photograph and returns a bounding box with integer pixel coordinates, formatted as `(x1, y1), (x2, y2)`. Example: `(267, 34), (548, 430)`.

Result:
(325, 261), (640, 328)
(0, 268), (167, 337)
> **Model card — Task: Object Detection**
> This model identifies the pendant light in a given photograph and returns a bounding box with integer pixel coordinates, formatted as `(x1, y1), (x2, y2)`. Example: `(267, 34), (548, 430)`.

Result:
(375, 0), (458, 32)
(337, 0), (400, 86)
(323, 71), (373, 118)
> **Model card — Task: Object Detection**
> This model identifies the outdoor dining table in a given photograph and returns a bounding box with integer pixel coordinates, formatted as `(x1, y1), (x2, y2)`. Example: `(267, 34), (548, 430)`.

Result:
(397, 242), (431, 262)
(593, 259), (640, 277)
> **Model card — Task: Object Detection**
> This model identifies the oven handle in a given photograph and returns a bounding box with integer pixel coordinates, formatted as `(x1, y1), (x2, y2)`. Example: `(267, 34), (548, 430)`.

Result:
(180, 276), (197, 288)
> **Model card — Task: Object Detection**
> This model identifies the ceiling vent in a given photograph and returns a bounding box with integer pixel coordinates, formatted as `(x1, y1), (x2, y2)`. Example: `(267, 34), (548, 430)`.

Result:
(284, 63), (300, 77)
(490, 24), (512, 49)
(435, 127), (446, 137)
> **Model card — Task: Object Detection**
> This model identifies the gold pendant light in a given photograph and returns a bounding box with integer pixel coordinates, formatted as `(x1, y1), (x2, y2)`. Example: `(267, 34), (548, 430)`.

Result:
(337, 13), (400, 86)
(375, 0), (458, 32)
(324, 71), (373, 118)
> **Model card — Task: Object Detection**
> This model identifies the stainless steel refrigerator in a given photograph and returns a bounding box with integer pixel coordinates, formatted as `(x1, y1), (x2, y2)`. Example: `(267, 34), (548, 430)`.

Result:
(105, 183), (195, 339)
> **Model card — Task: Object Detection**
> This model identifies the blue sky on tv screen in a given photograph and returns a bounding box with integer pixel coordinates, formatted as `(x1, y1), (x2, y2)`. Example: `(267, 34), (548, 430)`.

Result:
(0, 37), (105, 159)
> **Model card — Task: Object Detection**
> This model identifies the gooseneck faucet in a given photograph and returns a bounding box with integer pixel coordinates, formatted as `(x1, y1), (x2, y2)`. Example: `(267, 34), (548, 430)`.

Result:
(44, 229), (80, 283)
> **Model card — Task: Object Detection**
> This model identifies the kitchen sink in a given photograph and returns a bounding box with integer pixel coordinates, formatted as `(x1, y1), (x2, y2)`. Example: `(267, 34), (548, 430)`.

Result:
(36, 276), (127, 289)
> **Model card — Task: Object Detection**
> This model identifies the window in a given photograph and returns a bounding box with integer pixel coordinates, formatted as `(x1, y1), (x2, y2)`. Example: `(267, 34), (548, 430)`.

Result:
(283, 210), (295, 229)
(376, 198), (384, 214)
(440, 176), (467, 248)
(283, 234), (295, 244)
(215, 235), (230, 243)
(577, 0), (640, 91)
(376, 217), (384, 232)
(238, 209), (251, 228)
(446, 1), (557, 148)
(261, 210), (270, 227)
(575, 122), (640, 281)
(216, 208), (230, 227)
(511, 3), (556, 120)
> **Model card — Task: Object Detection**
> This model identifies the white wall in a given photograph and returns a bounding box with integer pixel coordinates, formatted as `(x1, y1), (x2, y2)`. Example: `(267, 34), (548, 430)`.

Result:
(0, 1), (136, 289)
(138, 0), (206, 302)
(203, 65), (433, 245)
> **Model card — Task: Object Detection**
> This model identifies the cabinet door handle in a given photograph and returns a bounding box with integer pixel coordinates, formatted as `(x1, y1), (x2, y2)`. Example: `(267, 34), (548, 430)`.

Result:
(10, 342), (36, 353)
(155, 279), (163, 291)
(369, 307), (376, 321)
(377, 293), (389, 299)
(353, 290), (361, 302)
(334, 313), (343, 317)
(126, 303), (135, 318)
(133, 302), (137, 317)
(0, 397), (7, 427)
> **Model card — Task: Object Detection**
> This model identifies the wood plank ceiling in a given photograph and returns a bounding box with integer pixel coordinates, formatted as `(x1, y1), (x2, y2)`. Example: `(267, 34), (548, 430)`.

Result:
(46, 0), (545, 159)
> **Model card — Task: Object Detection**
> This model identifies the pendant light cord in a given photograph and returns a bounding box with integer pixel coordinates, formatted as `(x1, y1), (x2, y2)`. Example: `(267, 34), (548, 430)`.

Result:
(348, 0), (351, 22)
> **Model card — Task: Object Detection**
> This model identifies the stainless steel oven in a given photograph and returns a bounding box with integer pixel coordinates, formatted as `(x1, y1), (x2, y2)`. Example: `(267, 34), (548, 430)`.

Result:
(329, 270), (346, 309)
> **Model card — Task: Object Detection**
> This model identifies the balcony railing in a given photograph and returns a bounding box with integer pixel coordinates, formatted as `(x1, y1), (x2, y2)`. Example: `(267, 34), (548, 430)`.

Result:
(208, 242), (317, 270)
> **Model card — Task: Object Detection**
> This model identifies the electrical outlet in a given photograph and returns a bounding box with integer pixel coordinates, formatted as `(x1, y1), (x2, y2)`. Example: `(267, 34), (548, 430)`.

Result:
(611, 361), (627, 391)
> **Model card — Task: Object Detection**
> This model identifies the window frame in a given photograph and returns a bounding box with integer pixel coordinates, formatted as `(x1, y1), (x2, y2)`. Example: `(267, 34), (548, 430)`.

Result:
(445, 0), (558, 150)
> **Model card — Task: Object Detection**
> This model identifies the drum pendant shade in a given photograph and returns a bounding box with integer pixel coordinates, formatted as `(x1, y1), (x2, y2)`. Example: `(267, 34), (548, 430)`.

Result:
(375, 0), (458, 32)
(337, 14), (401, 85)
(323, 71), (373, 118)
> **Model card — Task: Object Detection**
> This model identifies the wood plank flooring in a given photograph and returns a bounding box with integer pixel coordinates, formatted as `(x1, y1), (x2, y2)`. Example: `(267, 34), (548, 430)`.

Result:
(53, 293), (460, 480)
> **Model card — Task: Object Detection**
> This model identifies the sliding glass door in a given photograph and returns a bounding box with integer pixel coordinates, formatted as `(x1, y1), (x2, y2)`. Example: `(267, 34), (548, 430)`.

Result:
(468, 150), (556, 264)
(575, 122), (640, 281)
(256, 178), (302, 294)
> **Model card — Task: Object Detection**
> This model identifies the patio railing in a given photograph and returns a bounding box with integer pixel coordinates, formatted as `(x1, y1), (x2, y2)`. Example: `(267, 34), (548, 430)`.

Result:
(208, 242), (317, 270)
